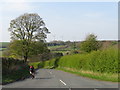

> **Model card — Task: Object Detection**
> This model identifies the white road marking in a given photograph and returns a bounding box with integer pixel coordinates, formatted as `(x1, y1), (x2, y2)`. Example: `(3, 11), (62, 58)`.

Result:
(60, 80), (67, 86)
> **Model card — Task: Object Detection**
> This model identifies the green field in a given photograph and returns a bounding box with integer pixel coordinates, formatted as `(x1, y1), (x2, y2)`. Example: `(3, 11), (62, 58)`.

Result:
(0, 48), (7, 51)
(48, 44), (79, 55)
(0, 42), (10, 56)
(0, 42), (10, 57)
(0, 42), (10, 48)
(0, 51), (1, 54)
(48, 45), (64, 49)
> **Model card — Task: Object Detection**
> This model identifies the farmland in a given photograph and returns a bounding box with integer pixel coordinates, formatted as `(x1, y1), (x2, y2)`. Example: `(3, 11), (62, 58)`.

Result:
(0, 40), (118, 56)
(0, 42), (10, 57)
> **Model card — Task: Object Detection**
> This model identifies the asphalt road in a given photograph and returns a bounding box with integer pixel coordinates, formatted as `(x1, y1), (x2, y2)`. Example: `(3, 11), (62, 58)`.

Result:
(2, 69), (118, 88)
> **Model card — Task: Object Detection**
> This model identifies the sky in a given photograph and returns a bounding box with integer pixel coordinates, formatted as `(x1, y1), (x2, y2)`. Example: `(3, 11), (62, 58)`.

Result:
(0, 0), (118, 42)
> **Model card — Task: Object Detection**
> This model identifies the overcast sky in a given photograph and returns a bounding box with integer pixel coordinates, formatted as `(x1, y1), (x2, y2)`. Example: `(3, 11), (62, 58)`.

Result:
(0, 0), (118, 42)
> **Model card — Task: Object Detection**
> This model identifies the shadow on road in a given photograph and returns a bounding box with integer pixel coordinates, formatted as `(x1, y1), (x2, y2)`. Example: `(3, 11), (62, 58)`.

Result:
(35, 77), (52, 80)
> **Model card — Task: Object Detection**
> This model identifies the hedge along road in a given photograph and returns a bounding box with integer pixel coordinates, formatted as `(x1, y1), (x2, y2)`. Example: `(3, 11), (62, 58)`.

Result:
(2, 69), (118, 88)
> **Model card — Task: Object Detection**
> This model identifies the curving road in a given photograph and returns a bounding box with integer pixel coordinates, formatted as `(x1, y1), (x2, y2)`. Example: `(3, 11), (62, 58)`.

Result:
(2, 69), (118, 89)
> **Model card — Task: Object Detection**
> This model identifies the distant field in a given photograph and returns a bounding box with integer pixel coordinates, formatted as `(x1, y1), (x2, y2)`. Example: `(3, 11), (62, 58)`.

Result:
(0, 42), (10, 57)
(48, 45), (77, 54)
(0, 51), (2, 57)
(48, 45), (65, 49)
(0, 48), (7, 51)
(0, 42), (10, 48)
(0, 48), (6, 57)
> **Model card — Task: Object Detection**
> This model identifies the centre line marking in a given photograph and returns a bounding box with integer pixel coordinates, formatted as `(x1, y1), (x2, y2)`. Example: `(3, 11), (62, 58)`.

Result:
(60, 80), (67, 86)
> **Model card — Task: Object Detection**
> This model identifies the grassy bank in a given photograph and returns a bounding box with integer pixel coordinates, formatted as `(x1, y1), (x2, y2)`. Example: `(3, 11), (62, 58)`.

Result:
(44, 47), (119, 82)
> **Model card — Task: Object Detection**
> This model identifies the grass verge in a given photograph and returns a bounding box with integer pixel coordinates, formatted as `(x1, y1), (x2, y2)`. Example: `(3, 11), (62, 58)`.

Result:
(57, 67), (119, 82)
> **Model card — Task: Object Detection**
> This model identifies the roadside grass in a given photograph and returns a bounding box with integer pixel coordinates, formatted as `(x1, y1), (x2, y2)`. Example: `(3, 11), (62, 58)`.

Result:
(57, 67), (119, 82)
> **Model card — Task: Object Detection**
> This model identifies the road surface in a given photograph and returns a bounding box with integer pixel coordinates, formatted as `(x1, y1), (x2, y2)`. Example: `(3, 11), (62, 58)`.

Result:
(2, 69), (118, 89)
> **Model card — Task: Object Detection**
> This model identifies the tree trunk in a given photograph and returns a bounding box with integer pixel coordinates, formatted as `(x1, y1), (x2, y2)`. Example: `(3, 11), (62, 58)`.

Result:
(24, 56), (28, 62)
